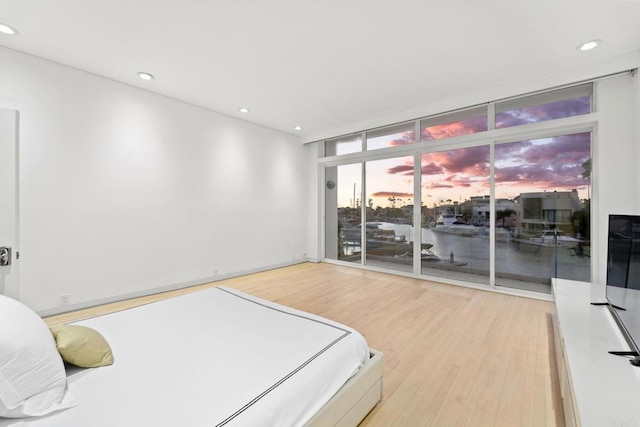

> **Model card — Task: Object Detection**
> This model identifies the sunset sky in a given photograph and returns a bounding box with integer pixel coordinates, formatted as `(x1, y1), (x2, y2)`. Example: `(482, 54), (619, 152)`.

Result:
(336, 97), (591, 208)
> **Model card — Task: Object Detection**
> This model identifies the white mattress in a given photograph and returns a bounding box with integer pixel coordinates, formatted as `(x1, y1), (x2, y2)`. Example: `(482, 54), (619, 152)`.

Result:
(0, 287), (370, 427)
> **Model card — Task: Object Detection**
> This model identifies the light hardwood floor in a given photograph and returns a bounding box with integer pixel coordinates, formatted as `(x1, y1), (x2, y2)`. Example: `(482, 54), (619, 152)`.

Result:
(45, 262), (565, 427)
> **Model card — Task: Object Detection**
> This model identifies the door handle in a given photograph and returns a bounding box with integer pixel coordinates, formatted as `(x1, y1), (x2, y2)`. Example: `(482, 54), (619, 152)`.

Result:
(0, 247), (11, 266)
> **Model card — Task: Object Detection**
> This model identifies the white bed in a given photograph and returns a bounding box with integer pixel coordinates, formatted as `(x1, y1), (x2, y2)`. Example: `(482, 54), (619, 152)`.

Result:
(0, 287), (382, 427)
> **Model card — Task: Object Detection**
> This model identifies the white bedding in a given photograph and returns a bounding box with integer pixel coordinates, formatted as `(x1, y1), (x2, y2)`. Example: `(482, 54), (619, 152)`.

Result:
(0, 287), (370, 427)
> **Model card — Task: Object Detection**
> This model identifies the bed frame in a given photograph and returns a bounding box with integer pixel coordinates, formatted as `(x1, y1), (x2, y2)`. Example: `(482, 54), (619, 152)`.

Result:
(305, 349), (383, 427)
(33, 287), (383, 427)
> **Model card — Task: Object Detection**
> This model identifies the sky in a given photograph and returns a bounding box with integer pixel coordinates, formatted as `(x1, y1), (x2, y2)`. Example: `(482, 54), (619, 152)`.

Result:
(335, 97), (592, 208)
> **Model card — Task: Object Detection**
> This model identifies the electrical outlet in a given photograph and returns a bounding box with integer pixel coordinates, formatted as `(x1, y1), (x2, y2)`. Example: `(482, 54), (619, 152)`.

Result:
(60, 294), (71, 306)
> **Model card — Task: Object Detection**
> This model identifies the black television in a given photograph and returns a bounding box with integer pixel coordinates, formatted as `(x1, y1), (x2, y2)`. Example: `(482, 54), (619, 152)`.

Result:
(606, 214), (640, 366)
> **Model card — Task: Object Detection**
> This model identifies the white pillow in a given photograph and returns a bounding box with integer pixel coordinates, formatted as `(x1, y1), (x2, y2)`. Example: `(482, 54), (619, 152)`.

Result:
(0, 294), (76, 418)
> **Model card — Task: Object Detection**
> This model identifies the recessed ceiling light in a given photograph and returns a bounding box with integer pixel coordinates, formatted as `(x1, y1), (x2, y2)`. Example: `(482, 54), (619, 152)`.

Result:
(577, 39), (602, 51)
(293, 125), (303, 131)
(239, 107), (249, 113)
(0, 23), (18, 35)
(137, 72), (155, 81)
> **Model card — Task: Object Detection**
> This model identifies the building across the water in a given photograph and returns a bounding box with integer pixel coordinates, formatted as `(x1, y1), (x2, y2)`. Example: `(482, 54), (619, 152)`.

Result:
(514, 190), (584, 234)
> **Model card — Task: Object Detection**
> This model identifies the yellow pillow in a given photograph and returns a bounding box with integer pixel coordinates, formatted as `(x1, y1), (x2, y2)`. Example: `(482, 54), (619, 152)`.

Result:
(50, 325), (114, 368)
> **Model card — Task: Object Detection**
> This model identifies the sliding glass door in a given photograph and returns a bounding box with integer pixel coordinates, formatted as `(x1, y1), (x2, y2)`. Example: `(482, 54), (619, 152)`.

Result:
(494, 133), (591, 292)
(364, 156), (414, 273)
(325, 163), (362, 264)
(419, 146), (491, 284)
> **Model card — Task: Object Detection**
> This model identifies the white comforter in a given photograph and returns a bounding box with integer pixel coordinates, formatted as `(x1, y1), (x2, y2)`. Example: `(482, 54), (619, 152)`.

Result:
(0, 287), (370, 427)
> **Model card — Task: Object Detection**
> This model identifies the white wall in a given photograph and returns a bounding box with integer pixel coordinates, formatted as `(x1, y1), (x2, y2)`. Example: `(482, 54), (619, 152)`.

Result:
(0, 47), (308, 314)
(593, 75), (639, 294)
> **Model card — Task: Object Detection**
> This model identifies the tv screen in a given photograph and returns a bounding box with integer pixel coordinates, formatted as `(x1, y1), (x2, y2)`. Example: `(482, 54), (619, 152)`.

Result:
(606, 214), (640, 363)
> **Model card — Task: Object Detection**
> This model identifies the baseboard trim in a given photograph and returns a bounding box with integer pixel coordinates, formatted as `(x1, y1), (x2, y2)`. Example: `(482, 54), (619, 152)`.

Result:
(38, 259), (308, 317)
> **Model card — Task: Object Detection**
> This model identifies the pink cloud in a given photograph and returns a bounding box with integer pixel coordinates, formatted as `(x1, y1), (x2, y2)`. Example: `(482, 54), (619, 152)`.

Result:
(495, 133), (590, 190)
(421, 162), (443, 175)
(422, 146), (490, 176)
(378, 118), (590, 200)
(424, 182), (454, 189)
(496, 97), (590, 128)
(421, 117), (487, 141)
(372, 191), (413, 198)
(387, 164), (414, 175)
(387, 132), (415, 147)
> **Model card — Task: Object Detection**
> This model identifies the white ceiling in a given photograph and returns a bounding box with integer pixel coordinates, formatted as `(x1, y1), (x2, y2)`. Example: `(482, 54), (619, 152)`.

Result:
(1, 0), (639, 141)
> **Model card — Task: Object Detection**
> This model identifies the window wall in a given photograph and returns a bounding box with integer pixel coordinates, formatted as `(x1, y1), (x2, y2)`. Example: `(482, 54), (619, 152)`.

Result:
(321, 83), (594, 294)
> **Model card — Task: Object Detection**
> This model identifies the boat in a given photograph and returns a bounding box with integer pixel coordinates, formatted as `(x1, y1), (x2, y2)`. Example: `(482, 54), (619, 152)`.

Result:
(395, 243), (440, 261)
(340, 222), (410, 256)
(477, 227), (514, 242)
(367, 242), (468, 267)
(340, 223), (469, 267)
(514, 229), (582, 252)
(431, 213), (480, 236)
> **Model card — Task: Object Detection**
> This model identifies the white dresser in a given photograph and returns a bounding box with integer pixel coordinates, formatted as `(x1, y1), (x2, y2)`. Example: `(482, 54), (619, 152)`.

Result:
(552, 278), (640, 427)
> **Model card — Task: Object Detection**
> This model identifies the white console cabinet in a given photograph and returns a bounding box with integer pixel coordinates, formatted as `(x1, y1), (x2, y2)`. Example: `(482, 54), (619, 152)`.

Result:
(552, 279), (640, 427)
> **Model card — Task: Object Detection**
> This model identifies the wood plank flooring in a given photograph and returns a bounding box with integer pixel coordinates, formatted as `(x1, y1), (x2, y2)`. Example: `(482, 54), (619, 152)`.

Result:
(45, 262), (565, 427)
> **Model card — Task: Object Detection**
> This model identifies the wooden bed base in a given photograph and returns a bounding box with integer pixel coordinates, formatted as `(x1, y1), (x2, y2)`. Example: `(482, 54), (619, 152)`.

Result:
(306, 349), (383, 427)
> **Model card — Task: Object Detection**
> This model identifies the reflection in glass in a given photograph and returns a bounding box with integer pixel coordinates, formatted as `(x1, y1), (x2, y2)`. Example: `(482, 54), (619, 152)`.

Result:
(364, 157), (414, 273)
(494, 133), (591, 292)
(325, 134), (362, 156)
(420, 146), (491, 284)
